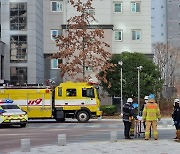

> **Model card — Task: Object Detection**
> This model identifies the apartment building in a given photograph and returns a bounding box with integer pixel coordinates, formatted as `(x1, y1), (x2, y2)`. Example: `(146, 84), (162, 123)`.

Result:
(166, 0), (180, 48)
(0, 0), (152, 85)
(151, 0), (180, 47)
(66, 0), (152, 54)
(1, 0), (44, 85)
(151, 0), (167, 44)
(43, 0), (63, 84)
(112, 0), (151, 54)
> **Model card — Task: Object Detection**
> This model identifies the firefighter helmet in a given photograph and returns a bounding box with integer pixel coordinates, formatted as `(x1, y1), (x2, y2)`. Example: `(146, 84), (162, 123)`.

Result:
(127, 98), (133, 103)
(174, 99), (180, 103)
(144, 96), (149, 100)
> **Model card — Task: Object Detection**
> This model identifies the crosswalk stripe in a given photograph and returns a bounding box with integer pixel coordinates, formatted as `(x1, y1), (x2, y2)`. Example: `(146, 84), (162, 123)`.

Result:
(74, 124), (85, 128)
(84, 124), (101, 128)
(27, 123), (175, 129)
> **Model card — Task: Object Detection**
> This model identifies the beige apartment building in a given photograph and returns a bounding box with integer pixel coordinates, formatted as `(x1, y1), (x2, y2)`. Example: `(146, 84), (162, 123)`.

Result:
(0, 0), (152, 86)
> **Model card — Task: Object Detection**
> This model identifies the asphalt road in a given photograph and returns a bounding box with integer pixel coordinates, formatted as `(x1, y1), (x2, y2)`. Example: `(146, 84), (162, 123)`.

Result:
(0, 119), (175, 154)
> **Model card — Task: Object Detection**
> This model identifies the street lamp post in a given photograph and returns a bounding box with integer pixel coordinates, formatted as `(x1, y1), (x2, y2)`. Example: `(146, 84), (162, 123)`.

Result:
(118, 61), (123, 115)
(137, 66), (143, 114)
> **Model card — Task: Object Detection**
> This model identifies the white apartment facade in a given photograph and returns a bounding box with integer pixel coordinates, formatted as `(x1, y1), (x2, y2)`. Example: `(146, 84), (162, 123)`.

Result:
(112, 0), (151, 54)
(166, 0), (180, 48)
(65, 0), (152, 54)
(151, 0), (180, 47)
(0, 0), (152, 85)
(151, 0), (167, 44)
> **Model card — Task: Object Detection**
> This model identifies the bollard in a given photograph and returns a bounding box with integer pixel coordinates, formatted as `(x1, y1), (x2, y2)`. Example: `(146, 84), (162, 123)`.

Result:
(162, 121), (168, 128)
(58, 134), (66, 146)
(21, 138), (30, 152)
(110, 131), (117, 143)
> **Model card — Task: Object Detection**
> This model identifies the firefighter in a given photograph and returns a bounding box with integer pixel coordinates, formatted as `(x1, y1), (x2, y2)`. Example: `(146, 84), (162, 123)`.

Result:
(141, 96), (149, 112)
(141, 96), (149, 129)
(172, 98), (180, 139)
(142, 94), (161, 140)
(123, 98), (137, 139)
(130, 102), (138, 136)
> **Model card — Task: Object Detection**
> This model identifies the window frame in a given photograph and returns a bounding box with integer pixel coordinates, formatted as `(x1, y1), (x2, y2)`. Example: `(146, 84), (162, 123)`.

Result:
(82, 88), (95, 98)
(114, 30), (123, 41)
(51, 1), (63, 12)
(10, 35), (27, 63)
(51, 58), (61, 69)
(131, 2), (141, 13)
(113, 1), (123, 13)
(84, 8), (95, 15)
(84, 66), (93, 72)
(66, 89), (77, 97)
(51, 30), (59, 40)
(9, 2), (27, 31)
(10, 66), (27, 85)
(58, 87), (62, 97)
(132, 29), (141, 41)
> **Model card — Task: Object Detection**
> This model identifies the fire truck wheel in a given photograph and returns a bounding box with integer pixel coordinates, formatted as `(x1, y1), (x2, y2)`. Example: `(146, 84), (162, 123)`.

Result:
(76, 111), (90, 122)
(20, 123), (26, 128)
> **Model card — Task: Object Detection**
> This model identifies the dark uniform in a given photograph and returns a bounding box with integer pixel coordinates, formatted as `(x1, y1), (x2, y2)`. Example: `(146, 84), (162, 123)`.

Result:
(172, 99), (180, 139)
(123, 98), (137, 139)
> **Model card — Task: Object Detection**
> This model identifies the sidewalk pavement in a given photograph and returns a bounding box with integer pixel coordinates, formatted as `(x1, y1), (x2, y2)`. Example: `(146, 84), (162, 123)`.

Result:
(9, 139), (180, 154)
(9, 118), (178, 154)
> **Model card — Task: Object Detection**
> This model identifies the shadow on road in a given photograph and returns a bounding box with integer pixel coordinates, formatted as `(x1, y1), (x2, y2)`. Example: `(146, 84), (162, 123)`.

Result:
(0, 124), (22, 129)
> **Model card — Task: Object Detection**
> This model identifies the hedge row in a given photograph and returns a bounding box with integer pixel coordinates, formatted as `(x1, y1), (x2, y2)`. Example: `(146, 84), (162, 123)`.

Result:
(100, 105), (117, 116)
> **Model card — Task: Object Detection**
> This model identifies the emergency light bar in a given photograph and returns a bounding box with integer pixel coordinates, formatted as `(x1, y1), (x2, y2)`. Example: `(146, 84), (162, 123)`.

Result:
(0, 99), (14, 104)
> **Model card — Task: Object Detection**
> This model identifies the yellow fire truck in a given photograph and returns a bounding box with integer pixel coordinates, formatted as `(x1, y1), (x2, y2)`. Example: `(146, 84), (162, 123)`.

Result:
(0, 81), (102, 122)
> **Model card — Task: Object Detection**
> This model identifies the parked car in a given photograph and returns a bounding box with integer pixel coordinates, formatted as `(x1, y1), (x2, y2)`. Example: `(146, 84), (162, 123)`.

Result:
(0, 99), (28, 127)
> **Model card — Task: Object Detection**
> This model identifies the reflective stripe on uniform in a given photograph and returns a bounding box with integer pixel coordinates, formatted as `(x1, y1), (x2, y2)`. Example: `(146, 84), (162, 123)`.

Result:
(130, 128), (134, 134)
(145, 131), (150, 135)
(142, 103), (161, 121)
(153, 131), (158, 135)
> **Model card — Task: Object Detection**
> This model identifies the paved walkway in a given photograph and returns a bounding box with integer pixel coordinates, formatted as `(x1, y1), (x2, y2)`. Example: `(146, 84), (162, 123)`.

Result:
(9, 139), (180, 154)
(8, 118), (179, 154)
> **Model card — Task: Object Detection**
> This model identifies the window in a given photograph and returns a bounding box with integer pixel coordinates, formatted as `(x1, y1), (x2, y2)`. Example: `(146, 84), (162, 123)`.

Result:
(10, 67), (27, 85)
(82, 88), (95, 98)
(10, 35), (27, 62)
(84, 8), (95, 15)
(10, 2), (27, 31)
(84, 66), (93, 71)
(51, 1), (63, 12)
(51, 30), (59, 40)
(113, 2), (122, 13)
(51, 59), (61, 69)
(66, 89), (76, 97)
(58, 87), (62, 96)
(131, 2), (140, 13)
(132, 30), (141, 40)
(1, 105), (20, 109)
(114, 30), (123, 41)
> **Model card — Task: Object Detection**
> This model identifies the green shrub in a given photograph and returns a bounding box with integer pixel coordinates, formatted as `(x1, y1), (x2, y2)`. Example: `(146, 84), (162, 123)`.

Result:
(100, 105), (117, 116)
